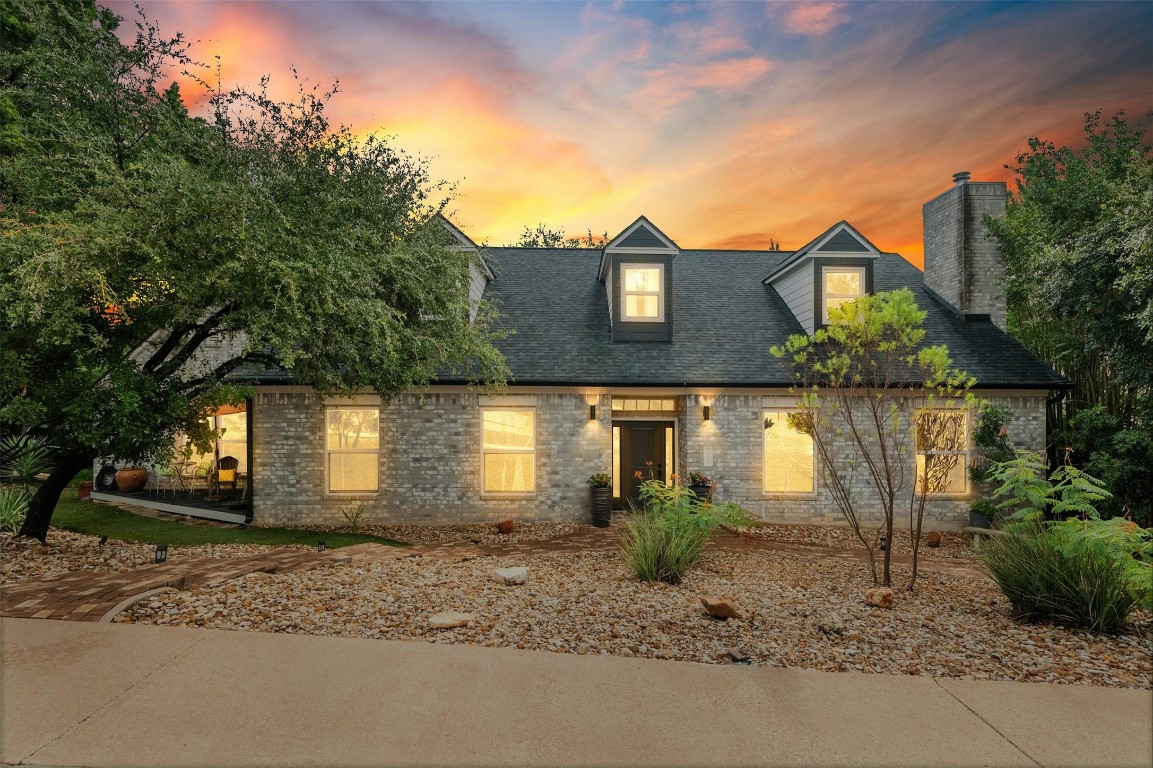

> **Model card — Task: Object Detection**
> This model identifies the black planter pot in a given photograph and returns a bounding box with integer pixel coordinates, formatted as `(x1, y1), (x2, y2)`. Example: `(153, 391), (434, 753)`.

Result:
(590, 486), (612, 527)
(688, 484), (713, 502)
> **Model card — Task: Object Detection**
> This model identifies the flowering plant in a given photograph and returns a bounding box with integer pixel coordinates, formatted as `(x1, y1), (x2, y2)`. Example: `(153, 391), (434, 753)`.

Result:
(587, 472), (612, 488)
(686, 470), (713, 486)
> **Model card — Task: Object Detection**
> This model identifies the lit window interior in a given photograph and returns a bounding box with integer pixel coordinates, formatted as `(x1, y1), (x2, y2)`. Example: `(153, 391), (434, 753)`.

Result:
(763, 410), (814, 493)
(483, 409), (535, 493)
(326, 408), (380, 493)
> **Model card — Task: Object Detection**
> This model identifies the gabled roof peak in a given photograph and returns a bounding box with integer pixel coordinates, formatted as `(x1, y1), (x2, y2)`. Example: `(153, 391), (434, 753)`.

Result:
(761, 221), (880, 284)
(604, 216), (680, 251)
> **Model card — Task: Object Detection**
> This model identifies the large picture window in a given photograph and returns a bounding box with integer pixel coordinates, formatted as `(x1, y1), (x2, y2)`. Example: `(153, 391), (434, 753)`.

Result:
(621, 264), (664, 321)
(482, 409), (535, 493)
(822, 266), (865, 322)
(915, 409), (968, 495)
(763, 410), (815, 494)
(326, 408), (379, 493)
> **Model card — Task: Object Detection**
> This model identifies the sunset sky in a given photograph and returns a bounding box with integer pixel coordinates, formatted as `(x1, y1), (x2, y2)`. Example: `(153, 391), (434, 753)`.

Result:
(107, 0), (1152, 267)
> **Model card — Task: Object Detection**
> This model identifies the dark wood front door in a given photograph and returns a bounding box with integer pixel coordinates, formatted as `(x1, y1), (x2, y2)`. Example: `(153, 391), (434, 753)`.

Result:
(617, 421), (671, 509)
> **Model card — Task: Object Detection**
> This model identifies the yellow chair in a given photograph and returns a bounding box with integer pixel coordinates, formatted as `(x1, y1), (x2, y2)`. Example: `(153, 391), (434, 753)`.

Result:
(216, 456), (240, 496)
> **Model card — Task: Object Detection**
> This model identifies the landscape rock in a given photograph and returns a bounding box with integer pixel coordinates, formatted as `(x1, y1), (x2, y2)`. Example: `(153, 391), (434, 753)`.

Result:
(817, 612), (845, 635)
(728, 647), (751, 662)
(700, 596), (741, 620)
(495, 567), (529, 585)
(926, 532), (942, 548)
(865, 587), (895, 609)
(497, 519), (515, 535)
(429, 611), (474, 629)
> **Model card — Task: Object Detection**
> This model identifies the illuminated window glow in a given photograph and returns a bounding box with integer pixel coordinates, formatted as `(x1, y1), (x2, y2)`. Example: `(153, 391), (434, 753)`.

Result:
(763, 411), (814, 494)
(610, 398), (676, 412)
(326, 408), (380, 493)
(916, 409), (968, 494)
(823, 267), (865, 322)
(483, 409), (535, 493)
(621, 264), (664, 322)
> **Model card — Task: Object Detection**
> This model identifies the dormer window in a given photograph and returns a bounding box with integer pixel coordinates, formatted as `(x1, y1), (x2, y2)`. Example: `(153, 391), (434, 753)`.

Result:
(822, 266), (865, 322)
(622, 264), (665, 321)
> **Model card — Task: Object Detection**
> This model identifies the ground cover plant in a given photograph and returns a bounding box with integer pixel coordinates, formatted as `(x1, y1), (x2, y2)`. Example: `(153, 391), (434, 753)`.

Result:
(51, 498), (403, 549)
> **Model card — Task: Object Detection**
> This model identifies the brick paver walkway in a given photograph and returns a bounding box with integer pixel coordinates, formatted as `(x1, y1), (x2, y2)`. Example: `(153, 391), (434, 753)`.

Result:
(1, 524), (982, 623)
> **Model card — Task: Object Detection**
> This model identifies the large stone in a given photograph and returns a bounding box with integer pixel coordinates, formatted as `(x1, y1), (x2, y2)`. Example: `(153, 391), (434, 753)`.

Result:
(926, 531), (942, 548)
(865, 587), (895, 609)
(497, 519), (515, 535)
(494, 567), (528, 585)
(428, 611), (474, 629)
(817, 612), (845, 635)
(700, 596), (741, 620)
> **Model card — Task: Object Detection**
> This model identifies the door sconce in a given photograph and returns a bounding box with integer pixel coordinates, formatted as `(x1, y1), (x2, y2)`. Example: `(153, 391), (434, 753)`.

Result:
(589, 404), (596, 420)
(703, 405), (711, 421)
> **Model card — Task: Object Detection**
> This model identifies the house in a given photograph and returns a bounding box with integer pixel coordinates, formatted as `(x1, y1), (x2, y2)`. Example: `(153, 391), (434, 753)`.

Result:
(93, 172), (1064, 528)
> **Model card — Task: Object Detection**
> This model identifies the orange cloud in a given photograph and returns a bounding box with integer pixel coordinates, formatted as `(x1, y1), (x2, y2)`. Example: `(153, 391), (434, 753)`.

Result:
(775, 2), (848, 36)
(637, 57), (775, 112)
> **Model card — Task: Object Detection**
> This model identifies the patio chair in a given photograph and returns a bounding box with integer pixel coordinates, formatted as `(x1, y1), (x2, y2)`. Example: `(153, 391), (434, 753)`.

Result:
(215, 455), (240, 496)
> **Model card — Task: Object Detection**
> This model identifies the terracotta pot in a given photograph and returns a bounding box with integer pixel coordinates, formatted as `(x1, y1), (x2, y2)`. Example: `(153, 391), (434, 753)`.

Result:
(76, 480), (94, 500)
(114, 467), (149, 493)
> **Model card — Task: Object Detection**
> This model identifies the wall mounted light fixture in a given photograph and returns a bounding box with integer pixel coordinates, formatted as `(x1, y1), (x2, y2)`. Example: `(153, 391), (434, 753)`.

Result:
(703, 405), (711, 421)
(589, 404), (596, 420)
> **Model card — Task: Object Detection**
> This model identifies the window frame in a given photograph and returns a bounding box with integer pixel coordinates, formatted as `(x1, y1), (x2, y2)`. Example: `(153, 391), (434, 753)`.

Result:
(821, 265), (866, 323)
(324, 406), (381, 496)
(480, 406), (537, 496)
(620, 262), (665, 323)
(914, 408), (970, 497)
(762, 409), (816, 496)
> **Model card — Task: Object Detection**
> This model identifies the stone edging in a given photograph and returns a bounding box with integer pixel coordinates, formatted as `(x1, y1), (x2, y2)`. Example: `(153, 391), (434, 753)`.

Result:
(99, 587), (177, 624)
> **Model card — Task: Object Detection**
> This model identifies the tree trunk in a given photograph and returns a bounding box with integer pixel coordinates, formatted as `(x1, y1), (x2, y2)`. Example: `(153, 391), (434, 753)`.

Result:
(18, 451), (92, 542)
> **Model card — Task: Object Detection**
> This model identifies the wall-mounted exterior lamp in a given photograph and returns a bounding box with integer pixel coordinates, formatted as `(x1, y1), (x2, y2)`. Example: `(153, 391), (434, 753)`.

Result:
(589, 404), (596, 420)
(703, 405), (711, 421)
(154, 544), (168, 563)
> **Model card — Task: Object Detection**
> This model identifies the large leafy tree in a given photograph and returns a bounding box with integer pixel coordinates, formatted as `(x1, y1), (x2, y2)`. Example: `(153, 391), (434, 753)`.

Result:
(0, 0), (507, 541)
(772, 289), (975, 588)
(988, 110), (1152, 422)
(987, 110), (1152, 523)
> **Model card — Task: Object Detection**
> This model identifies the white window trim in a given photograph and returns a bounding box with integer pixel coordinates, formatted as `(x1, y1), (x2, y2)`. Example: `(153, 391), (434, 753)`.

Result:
(762, 410), (816, 496)
(915, 408), (970, 497)
(822, 266), (866, 323)
(324, 406), (380, 496)
(481, 406), (537, 497)
(620, 263), (665, 323)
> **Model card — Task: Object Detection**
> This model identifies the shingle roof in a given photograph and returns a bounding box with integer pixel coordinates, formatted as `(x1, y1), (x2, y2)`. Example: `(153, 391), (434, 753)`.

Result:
(430, 247), (1066, 389)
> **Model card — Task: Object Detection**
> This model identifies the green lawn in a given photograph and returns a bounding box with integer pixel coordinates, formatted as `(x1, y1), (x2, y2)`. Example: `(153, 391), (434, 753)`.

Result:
(52, 497), (405, 549)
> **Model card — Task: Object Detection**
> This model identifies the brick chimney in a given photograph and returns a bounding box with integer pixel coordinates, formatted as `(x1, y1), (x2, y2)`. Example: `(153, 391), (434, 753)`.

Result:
(922, 172), (1008, 331)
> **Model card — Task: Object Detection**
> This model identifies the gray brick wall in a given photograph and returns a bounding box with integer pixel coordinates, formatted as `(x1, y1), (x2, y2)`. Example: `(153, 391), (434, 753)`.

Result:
(250, 387), (1047, 531)
(923, 180), (1008, 331)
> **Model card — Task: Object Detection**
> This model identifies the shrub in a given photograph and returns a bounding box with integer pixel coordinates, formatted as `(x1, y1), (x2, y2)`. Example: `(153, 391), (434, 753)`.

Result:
(979, 530), (1142, 634)
(339, 503), (366, 534)
(618, 479), (752, 585)
(0, 487), (31, 533)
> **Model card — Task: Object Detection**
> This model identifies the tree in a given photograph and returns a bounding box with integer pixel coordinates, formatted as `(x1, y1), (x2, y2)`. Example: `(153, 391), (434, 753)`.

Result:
(513, 223), (608, 248)
(988, 110), (1152, 422)
(0, 0), (508, 541)
(771, 289), (975, 588)
(987, 109), (1152, 524)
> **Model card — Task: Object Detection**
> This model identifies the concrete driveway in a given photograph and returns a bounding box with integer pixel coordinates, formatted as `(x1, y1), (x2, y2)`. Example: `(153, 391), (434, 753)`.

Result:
(2, 618), (1150, 767)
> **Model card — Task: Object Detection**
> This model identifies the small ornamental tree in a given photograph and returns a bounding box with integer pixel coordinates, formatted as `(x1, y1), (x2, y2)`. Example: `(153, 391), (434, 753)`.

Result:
(771, 288), (976, 588)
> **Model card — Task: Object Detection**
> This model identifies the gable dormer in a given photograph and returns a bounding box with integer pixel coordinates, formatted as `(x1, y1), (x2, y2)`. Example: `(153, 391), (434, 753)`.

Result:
(761, 221), (879, 334)
(597, 216), (679, 342)
(438, 215), (493, 323)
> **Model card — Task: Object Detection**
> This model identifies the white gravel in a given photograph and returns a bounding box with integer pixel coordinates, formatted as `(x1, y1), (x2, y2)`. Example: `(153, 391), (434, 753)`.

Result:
(117, 546), (1153, 689)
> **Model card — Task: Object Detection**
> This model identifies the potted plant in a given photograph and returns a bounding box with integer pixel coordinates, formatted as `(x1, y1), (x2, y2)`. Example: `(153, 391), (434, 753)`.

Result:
(587, 473), (612, 527)
(686, 470), (714, 502)
(969, 498), (997, 529)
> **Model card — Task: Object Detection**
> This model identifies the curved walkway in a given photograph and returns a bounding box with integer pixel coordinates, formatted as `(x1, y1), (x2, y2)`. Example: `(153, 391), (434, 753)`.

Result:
(0, 524), (984, 623)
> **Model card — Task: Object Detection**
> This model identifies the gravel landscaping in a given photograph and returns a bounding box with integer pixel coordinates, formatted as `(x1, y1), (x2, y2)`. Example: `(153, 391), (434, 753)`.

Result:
(116, 544), (1152, 689)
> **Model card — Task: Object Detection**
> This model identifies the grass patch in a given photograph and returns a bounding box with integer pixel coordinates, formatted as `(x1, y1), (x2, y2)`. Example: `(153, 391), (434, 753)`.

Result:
(51, 498), (405, 549)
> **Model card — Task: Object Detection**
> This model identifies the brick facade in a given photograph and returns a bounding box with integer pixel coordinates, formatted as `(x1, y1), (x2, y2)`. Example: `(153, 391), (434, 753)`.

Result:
(249, 386), (1047, 530)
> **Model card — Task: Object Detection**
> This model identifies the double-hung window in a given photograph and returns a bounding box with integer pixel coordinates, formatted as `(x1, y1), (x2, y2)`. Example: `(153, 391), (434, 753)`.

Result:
(915, 409), (968, 495)
(822, 267), (865, 322)
(621, 264), (664, 321)
(482, 408), (535, 494)
(326, 408), (379, 493)
(763, 410), (815, 494)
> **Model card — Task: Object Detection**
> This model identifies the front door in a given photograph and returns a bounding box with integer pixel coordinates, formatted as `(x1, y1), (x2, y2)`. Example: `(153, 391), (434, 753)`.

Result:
(616, 421), (673, 509)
